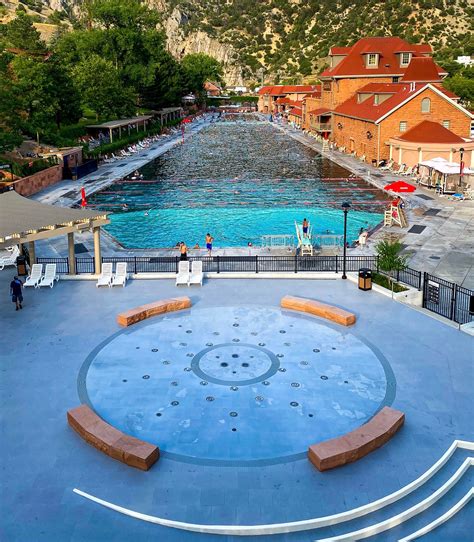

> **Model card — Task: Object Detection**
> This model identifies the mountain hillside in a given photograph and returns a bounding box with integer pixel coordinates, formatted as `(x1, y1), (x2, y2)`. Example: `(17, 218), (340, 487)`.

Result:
(1, 0), (473, 85)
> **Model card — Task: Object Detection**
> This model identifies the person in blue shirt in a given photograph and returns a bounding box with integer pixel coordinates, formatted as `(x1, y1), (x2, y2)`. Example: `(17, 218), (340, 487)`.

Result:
(10, 275), (23, 311)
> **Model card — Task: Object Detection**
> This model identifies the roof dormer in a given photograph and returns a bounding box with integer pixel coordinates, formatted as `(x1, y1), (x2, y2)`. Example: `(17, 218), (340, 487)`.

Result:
(364, 53), (379, 69)
(398, 52), (412, 67)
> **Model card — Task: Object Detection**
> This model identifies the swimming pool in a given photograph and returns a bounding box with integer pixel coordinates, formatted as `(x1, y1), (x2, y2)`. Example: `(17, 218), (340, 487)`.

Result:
(89, 119), (390, 248)
(82, 306), (393, 464)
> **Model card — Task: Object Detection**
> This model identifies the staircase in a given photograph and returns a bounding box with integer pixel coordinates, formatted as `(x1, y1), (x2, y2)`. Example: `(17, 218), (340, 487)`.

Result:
(322, 139), (329, 152)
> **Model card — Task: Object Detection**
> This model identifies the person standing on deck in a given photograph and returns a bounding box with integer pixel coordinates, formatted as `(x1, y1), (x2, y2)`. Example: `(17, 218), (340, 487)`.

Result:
(10, 276), (23, 311)
(180, 242), (188, 261)
(205, 233), (214, 256)
(302, 218), (309, 238)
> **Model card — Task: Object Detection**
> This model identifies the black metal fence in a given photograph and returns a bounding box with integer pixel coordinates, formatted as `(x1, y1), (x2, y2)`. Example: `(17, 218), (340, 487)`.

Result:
(35, 255), (472, 324)
(422, 273), (474, 325)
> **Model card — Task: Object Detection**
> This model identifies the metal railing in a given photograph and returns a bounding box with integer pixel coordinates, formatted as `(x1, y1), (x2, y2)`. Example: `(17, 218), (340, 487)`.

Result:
(34, 256), (472, 324)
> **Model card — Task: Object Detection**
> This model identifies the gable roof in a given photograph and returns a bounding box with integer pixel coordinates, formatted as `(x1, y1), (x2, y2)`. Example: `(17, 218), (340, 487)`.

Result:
(393, 120), (466, 143)
(288, 107), (302, 117)
(333, 82), (471, 123)
(258, 85), (319, 96)
(320, 37), (445, 79)
(400, 57), (447, 82)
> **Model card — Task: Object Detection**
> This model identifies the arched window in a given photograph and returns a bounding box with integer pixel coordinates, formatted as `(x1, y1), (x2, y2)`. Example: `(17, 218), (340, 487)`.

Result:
(421, 98), (431, 113)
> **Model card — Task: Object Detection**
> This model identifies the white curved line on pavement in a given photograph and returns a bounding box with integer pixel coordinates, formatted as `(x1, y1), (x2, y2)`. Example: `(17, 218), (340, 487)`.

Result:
(73, 440), (474, 536)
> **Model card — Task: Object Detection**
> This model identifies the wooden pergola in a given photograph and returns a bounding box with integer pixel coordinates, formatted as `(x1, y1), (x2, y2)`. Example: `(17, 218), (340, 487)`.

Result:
(0, 190), (109, 274)
(86, 115), (153, 143)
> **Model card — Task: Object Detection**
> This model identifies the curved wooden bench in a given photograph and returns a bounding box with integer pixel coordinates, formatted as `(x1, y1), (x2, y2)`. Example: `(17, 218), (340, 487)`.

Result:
(308, 406), (405, 471)
(117, 296), (191, 327)
(67, 405), (159, 470)
(281, 295), (356, 326)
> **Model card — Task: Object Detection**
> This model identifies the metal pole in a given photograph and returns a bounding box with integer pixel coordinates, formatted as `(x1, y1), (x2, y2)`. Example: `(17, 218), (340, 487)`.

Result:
(459, 147), (464, 188)
(342, 209), (348, 279)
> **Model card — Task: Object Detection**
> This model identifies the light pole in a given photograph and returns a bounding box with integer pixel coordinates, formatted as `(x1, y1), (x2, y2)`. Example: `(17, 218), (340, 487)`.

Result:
(341, 201), (351, 279)
(459, 147), (465, 188)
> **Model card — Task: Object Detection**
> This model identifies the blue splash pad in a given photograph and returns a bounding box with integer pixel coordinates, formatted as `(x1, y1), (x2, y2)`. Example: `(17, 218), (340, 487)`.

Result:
(83, 306), (393, 464)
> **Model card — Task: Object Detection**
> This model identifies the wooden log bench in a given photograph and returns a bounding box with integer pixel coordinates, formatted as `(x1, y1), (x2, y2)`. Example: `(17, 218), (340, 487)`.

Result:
(281, 295), (356, 326)
(67, 405), (159, 471)
(117, 296), (191, 327)
(308, 406), (405, 471)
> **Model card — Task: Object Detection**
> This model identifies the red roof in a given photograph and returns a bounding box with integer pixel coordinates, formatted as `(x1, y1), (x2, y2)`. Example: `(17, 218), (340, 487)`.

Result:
(401, 57), (447, 82)
(333, 82), (461, 123)
(330, 46), (351, 55)
(258, 85), (319, 96)
(308, 107), (332, 116)
(394, 120), (466, 144)
(289, 107), (302, 117)
(320, 37), (442, 78)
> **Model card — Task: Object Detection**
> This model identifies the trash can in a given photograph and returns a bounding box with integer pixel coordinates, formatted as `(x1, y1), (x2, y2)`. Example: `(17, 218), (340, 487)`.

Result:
(16, 255), (28, 276)
(358, 268), (372, 291)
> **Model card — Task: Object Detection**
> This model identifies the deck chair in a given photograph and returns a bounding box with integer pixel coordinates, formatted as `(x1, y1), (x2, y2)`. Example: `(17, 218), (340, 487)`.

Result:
(392, 164), (406, 175)
(379, 160), (393, 171)
(96, 262), (113, 288)
(0, 245), (20, 270)
(39, 264), (59, 288)
(112, 262), (129, 287)
(24, 264), (43, 288)
(400, 165), (414, 176)
(189, 260), (203, 286)
(176, 260), (190, 286)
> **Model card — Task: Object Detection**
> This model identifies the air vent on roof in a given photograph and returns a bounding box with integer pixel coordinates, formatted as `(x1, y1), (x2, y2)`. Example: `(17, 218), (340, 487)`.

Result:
(385, 64), (390, 67)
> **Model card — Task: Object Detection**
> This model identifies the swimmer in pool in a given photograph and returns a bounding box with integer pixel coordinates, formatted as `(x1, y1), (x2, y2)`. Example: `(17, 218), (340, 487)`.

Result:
(205, 233), (214, 256)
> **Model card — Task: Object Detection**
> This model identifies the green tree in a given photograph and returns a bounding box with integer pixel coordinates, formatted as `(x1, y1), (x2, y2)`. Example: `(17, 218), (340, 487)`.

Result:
(375, 239), (408, 294)
(72, 55), (136, 118)
(4, 11), (46, 53)
(181, 53), (224, 95)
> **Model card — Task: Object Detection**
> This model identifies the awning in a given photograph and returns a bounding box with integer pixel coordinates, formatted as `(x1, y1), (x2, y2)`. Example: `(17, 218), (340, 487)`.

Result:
(0, 190), (109, 248)
(419, 158), (474, 175)
(308, 108), (332, 116)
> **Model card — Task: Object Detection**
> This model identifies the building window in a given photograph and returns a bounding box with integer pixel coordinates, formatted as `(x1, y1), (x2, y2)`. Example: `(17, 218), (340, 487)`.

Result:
(400, 52), (411, 66)
(323, 81), (331, 91)
(367, 53), (378, 67)
(421, 97), (431, 113)
(392, 76), (400, 83)
(442, 120), (450, 129)
(399, 121), (407, 132)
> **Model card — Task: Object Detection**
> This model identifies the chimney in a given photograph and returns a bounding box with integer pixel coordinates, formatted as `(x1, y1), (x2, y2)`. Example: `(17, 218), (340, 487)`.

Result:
(409, 82), (416, 92)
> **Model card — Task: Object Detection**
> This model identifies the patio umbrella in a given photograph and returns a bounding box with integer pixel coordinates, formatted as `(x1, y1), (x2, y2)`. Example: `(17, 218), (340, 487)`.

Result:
(384, 180), (416, 193)
(80, 187), (87, 207)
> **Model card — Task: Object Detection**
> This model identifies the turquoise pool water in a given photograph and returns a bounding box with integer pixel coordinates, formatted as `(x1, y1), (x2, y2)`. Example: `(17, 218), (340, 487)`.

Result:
(89, 119), (390, 248)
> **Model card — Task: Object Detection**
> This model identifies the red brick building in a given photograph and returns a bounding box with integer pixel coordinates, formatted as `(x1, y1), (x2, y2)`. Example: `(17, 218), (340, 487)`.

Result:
(331, 82), (473, 164)
(257, 85), (320, 113)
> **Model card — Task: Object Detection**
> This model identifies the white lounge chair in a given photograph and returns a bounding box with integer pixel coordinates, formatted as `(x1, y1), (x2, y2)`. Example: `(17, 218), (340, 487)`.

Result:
(400, 165), (415, 176)
(176, 260), (190, 286)
(96, 262), (113, 288)
(379, 160), (393, 170)
(392, 164), (406, 175)
(39, 264), (59, 288)
(189, 260), (203, 286)
(112, 262), (129, 287)
(0, 245), (20, 270)
(24, 264), (43, 288)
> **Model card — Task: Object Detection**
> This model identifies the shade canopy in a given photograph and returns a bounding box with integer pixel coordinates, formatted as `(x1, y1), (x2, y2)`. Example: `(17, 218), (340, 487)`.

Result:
(419, 157), (474, 175)
(0, 190), (109, 249)
(384, 181), (416, 193)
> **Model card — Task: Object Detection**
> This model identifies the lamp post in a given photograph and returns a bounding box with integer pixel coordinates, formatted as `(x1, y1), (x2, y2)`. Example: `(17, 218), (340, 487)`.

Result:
(459, 147), (465, 188)
(341, 201), (351, 279)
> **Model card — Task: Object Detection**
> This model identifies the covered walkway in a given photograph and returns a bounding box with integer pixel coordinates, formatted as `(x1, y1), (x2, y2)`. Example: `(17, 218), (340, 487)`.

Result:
(0, 190), (109, 274)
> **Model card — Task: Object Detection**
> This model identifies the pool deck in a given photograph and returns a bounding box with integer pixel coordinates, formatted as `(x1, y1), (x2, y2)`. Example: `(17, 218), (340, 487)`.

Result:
(30, 115), (474, 288)
(0, 272), (472, 541)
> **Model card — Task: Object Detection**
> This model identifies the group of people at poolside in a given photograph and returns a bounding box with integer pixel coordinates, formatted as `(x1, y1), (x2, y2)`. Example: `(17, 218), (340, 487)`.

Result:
(177, 233), (214, 260)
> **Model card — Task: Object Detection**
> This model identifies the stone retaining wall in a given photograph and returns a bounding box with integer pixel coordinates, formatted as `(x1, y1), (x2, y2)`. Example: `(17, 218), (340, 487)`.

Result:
(13, 165), (63, 197)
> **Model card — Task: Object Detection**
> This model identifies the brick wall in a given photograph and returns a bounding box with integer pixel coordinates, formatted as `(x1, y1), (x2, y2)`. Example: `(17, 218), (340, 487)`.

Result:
(13, 165), (63, 197)
(332, 87), (472, 164)
(321, 77), (394, 109)
(379, 87), (472, 161)
(332, 115), (379, 163)
(303, 96), (321, 129)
